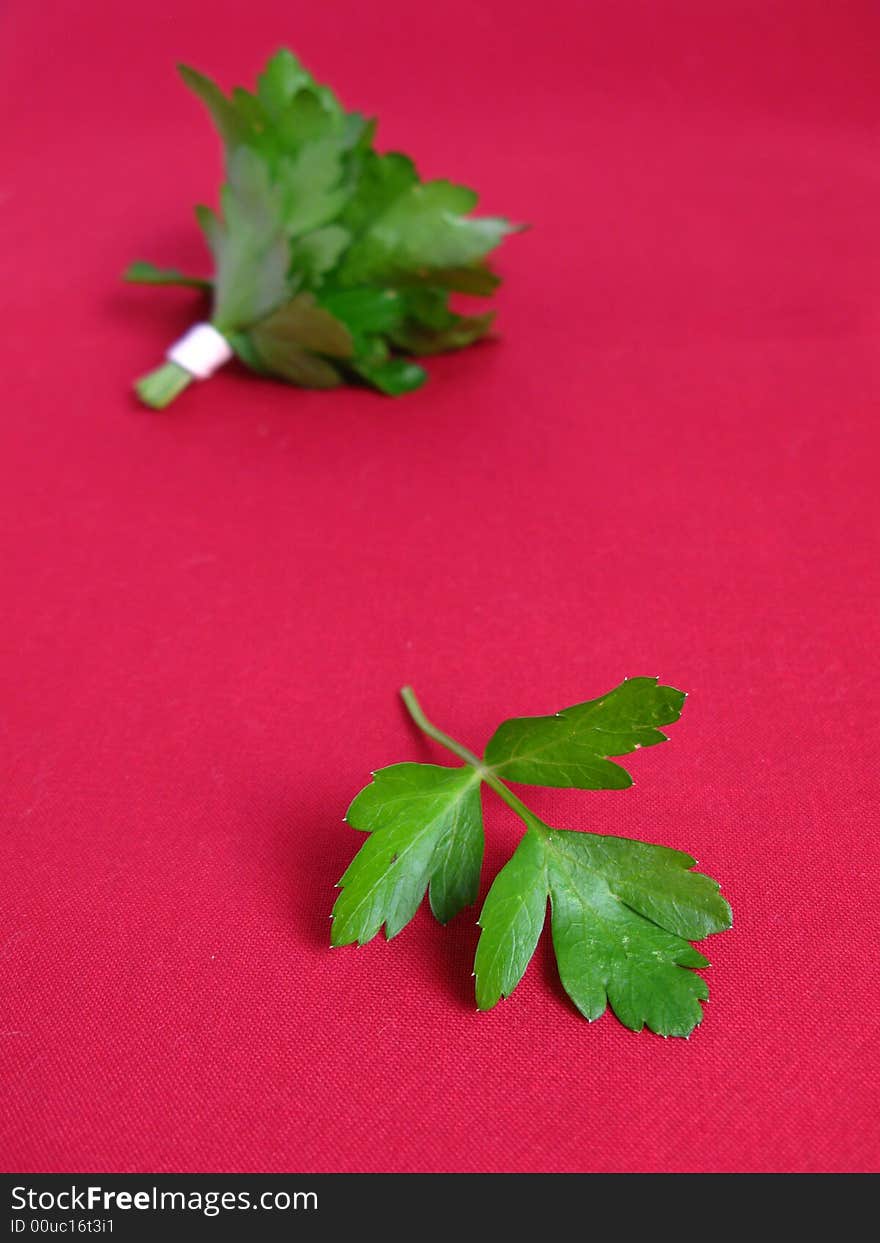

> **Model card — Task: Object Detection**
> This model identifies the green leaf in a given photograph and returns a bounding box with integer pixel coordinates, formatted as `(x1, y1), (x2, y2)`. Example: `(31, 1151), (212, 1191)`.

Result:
(255, 48), (315, 119)
(179, 63), (252, 149)
(288, 226), (351, 287)
(274, 88), (342, 149)
(546, 831), (730, 1036)
(484, 677), (687, 790)
(339, 178), (516, 284)
(201, 147), (291, 331)
(229, 86), (266, 130)
(250, 345), (341, 388)
(276, 141), (351, 236)
(251, 293), (352, 356)
(474, 830), (547, 1010)
(224, 329), (272, 376)
(401, 262), (501, 296)
(383, 286), (494, 355)
(339, 151), (418, 239)
(474, 828), (730, 1036)
(352, 357), (428, 396)
(124, 261), (211, 290)
(561, 834), (732, 943)
(248, 292), (352, 388)
(318, 287), (405, 337)
(391, 305), (495, 355)
(257, 49), (345, 133)
(333, 684), (732, 1037)
(331, 763), (484, 943)
(181, 52), (346, 165)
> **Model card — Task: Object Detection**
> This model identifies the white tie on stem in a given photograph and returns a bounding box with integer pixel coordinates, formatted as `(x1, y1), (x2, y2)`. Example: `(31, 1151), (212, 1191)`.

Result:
(167, 323), (234, 378)
(135, 323), (234, 409)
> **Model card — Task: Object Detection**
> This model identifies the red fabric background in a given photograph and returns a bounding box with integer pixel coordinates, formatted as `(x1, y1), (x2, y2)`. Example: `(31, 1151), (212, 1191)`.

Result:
(1, 0), (878, 1174)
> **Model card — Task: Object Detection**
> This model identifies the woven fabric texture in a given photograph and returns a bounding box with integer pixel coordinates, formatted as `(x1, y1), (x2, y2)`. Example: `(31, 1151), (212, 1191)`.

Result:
(1, 0), (878, 1173)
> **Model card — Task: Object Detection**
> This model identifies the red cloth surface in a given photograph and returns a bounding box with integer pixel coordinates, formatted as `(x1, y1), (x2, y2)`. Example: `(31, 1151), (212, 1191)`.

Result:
(1, 0), (878, 1174)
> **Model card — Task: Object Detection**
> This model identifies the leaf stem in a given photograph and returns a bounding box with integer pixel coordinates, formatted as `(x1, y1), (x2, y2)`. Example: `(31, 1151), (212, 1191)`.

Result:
(134, 361), (195, 410)
(399, 686), (549, 835)
(400, 686), (483, 768)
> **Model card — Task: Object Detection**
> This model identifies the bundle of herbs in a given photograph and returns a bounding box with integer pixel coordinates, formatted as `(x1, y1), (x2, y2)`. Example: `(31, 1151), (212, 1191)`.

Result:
(126, 49), (520, 407)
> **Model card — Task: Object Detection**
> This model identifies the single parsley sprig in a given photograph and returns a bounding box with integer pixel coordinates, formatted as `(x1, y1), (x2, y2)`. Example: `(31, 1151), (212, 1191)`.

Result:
(126, 49), (521, 408)
(332, 681), (732, 1038)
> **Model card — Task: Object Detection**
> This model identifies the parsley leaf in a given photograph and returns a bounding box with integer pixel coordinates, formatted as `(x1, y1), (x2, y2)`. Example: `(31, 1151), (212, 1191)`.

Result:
(336, 180), (515, 285)
(331, 763), (484, 942)
(471, 830), (547, 1009)
(247, 293), (353, 388)
(123, 261), (211, 290)
(476, 828), (728, 1037)
(196, 146), (291, 333)
(127, 49), (521, 408)
(333, 683), (732, 1038)
(484, 677), (687, 789)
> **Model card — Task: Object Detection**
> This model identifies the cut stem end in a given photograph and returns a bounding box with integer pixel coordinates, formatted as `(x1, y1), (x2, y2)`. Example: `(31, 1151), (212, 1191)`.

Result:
(134, 361), (195, 410)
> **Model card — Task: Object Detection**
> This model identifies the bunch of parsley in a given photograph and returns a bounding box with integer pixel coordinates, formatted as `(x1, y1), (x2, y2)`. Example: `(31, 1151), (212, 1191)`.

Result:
(126, 49), (520, 407)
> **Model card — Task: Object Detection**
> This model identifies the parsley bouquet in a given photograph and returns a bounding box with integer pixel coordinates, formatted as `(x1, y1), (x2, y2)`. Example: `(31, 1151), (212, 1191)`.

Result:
(126, 50), (521, 408)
